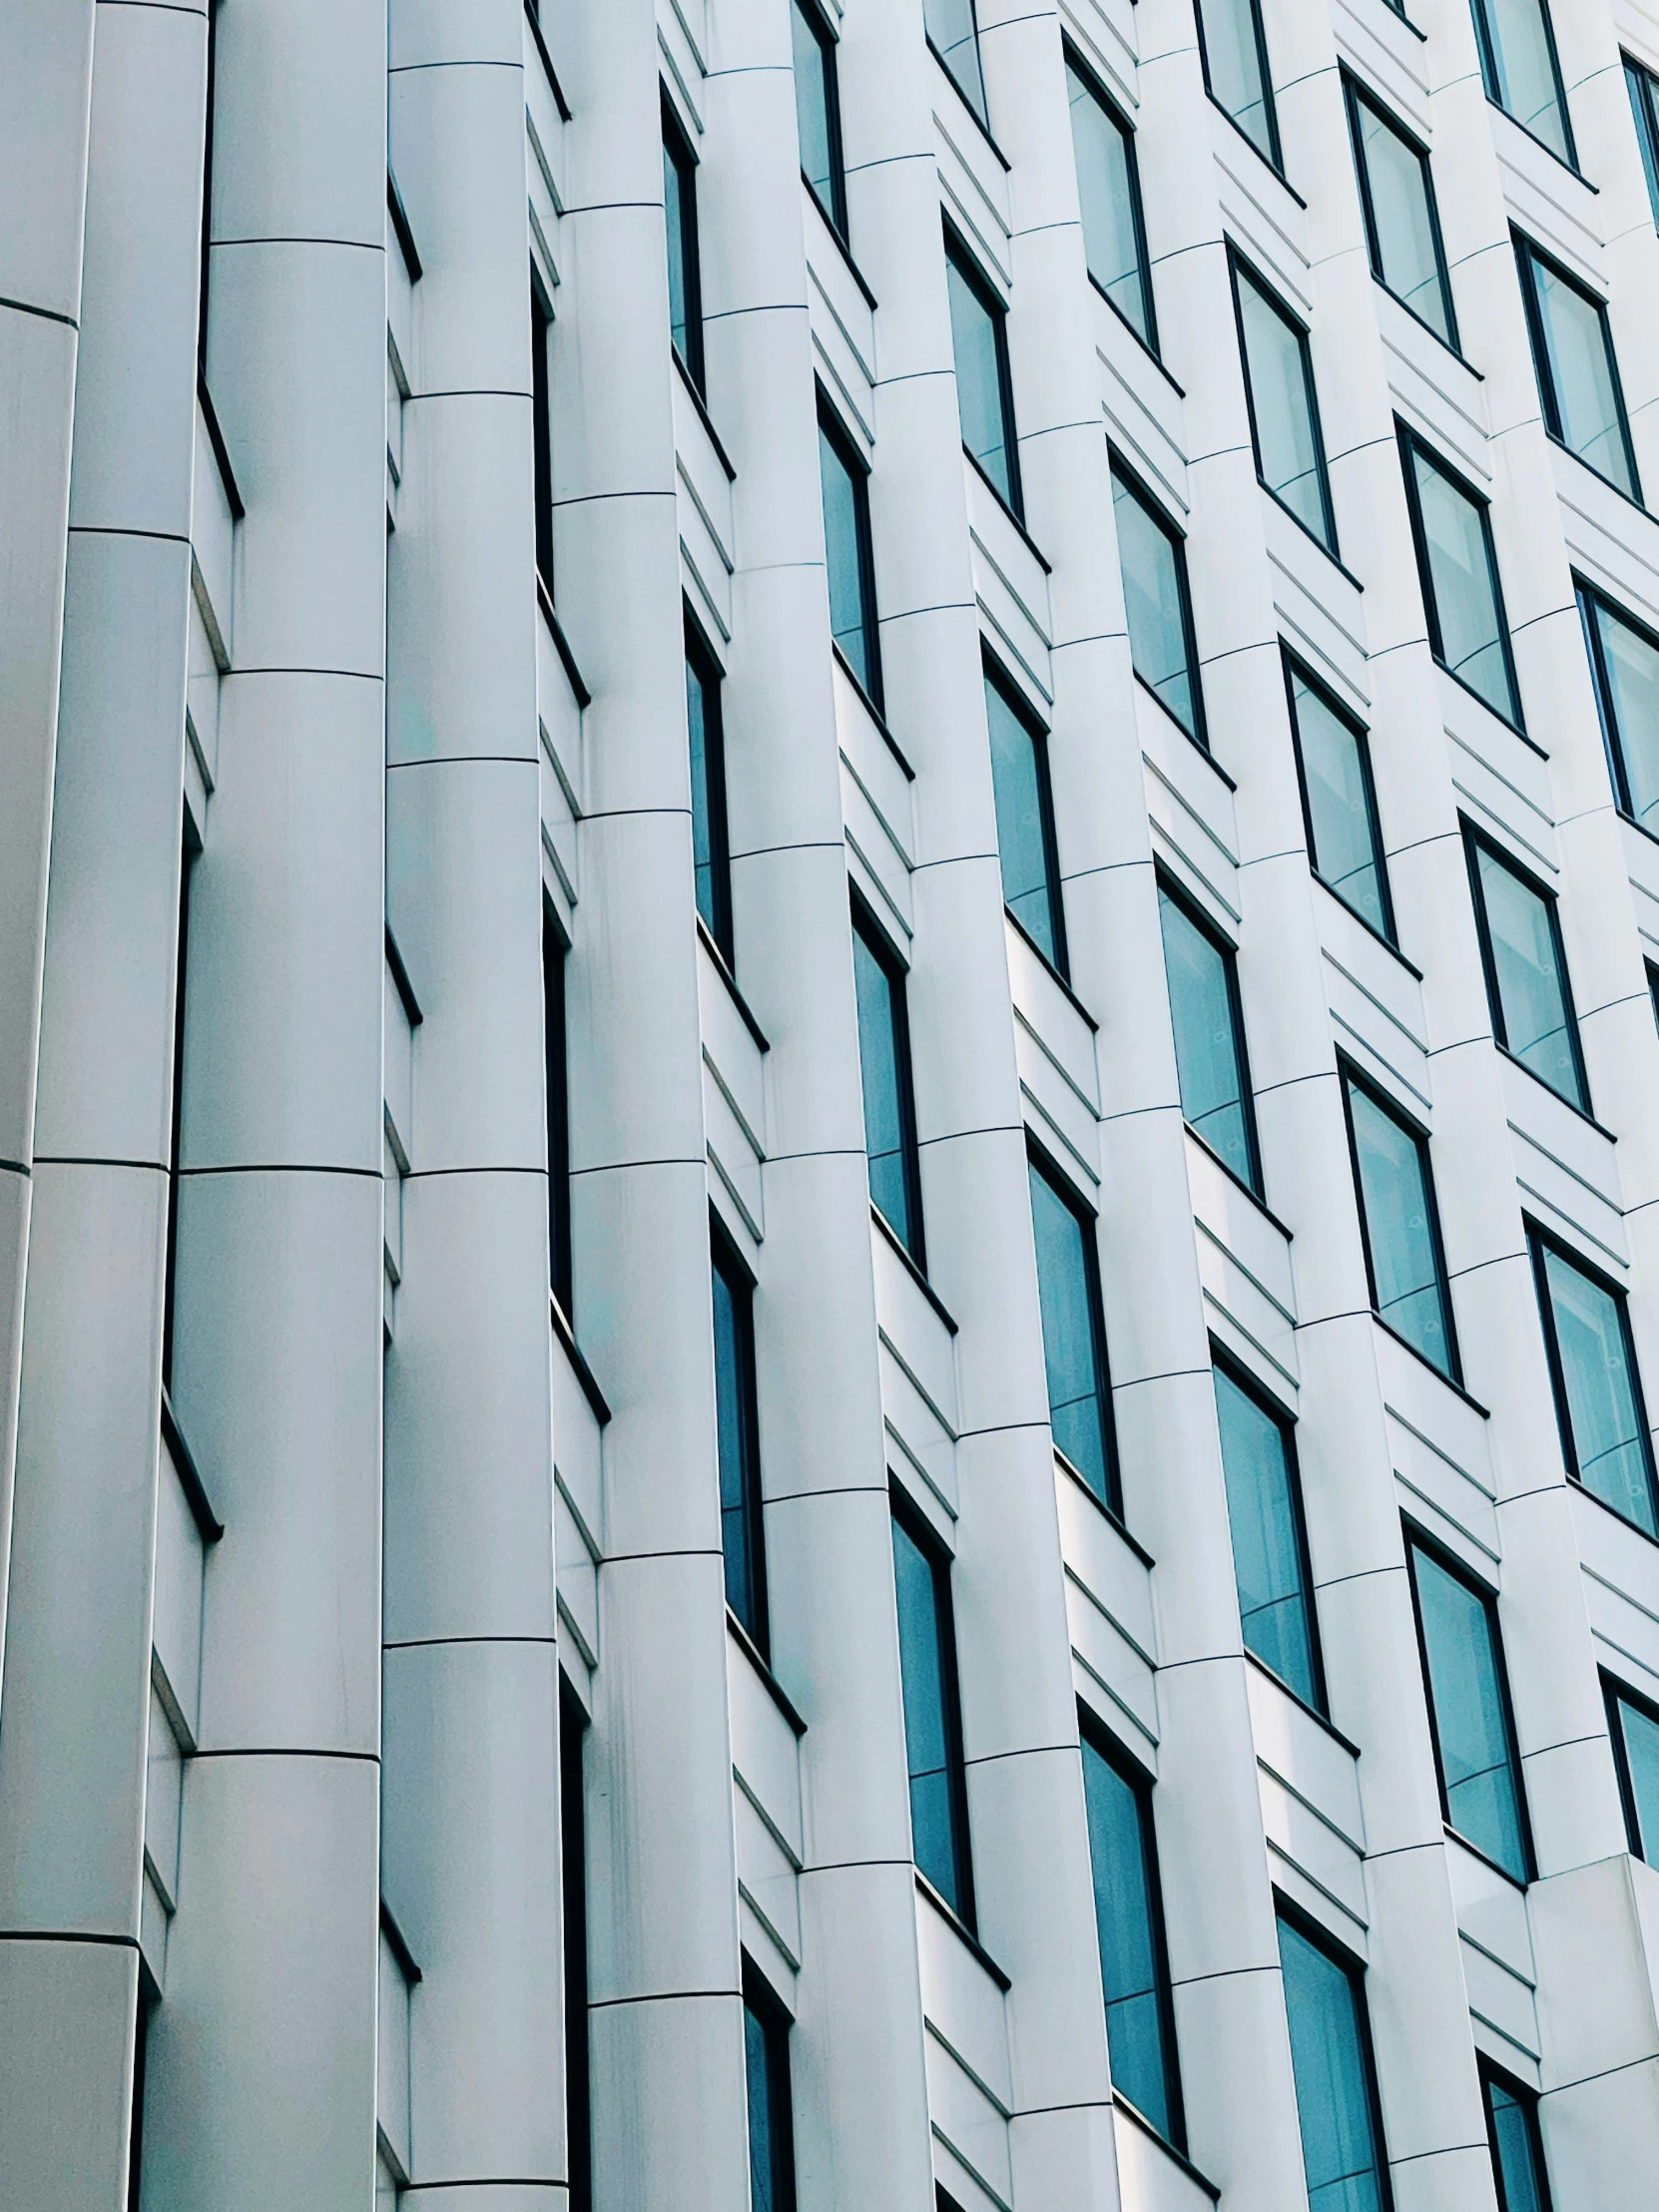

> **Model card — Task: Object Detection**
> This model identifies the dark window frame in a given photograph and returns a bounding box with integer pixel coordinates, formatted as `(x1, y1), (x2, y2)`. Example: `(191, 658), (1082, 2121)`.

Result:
(1339, 1057), (1462, 1385)
(1648, 958), (1659, 1040)
(662, 91), (706, 394)
(1460, 821), (1590, 1115)
(1064, 38), (1160, 356)
(1227, 244), (1340, 558)
(984, 650), (1069, 980)
(1604, 1668), (1659, 1862)
(793, 0), (849, 241)
(531, 264), (556, 601)
(1342, 70), (1460, 355)
(1029, 1133), (1122, 1518)
(1275, 1893), (1396, 2212)
(943, 221), (1024, 522)
(851, 888), (926, 1272)
(1193, 0), (1284, 177)
(1512, 231), (1642, 507)
(1156, 867), (1265, 1201)
(163, 832), (200, 1395)
(1469, 0), (1578, 175)
(1479, 2056), (1554, 2212)
(1627, 54), (1659, 230)
(742, 1960), (800, 2212)
(1527, 1220), (1659, 1539)
(1403, 1521), (1536, 1886)
(891, 1483), (976, 1933)
(543, 902), (575, 1322)
(1282, 647), (1397, 946)
(712, 1210), (771, 1658)
(818, 387), (884, 716)
(1396, 419), (1526, 737)
(685, 606), (735, 965)
(924, 0), (991, 139)
(1109, 447), (1209, 752)
(1578, 575), (1659, 835)
(1210, 1342), (1329, 1718)
(560, 1676), (592, 2212)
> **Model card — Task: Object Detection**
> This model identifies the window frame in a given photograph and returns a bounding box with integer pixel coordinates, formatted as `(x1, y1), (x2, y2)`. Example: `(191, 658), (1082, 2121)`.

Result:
(1627, 53), (1659, 231)
(850, 888), (926, 1271)
(560, 1676), (593, 2212)
(1342, 70), (1459, 355)
(1282, 648), (1397, 947)
(792, 0), (848, 242)
(742, 1960), (800, 2212)
(543, 901), (574, 1323)
(1064, 39), (1159, 356)
(1479, 2057), (1554, 2212)
(943, 222), (1024, 522)
(1210, 1343), (1329, 1718)
(1512, 231), (1642, 506)
(1460, 821), (1590, 1115)
(1469, 0), (1577, 174)
(1109, 448), (1209, 752)
(1604, 1668), (1659, 1863)
(1578, 576), (1659, 838)
(984, 651), (1069, 980)
(1275, 1894), (1396, 2212)
(1527, 1221), (1659, 1540)
(1227, 244), (1340, 558)
(531, 265), (556, 601)
(1396, 420), (1525, 736)
(711, 1211), (771, 1658)
(684, 606), (736, 966)
(818, 389), (884, 716)
(1403, 1523), (1536, 1885)
(891, 1484), (976, 1931)
(1028, 1134), (1121, 1517)
(1339, 1058), (1462, 1385)
(662, 91), (706, 395)
(1156, 868), (1264, 1200)
(1193, 0), (1284, 176)
(924, 0), (991, 137)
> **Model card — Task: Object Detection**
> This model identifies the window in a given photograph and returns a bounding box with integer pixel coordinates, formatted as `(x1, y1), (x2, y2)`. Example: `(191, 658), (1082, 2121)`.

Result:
(1342, 1066), (1458, 1380)
(1469, 0), (1574, 168)
(924, 0), (988, 130)
(1158, 878), (1261, 1195)
(1580, 582), (1659, 838)
(543, 907), (573, 1320)
(163, 837), (198, 1394)
(1195, 0), (1281, 170)
(1230, 252), (1337, 553)
(127, 1975), (155, 2210)
(1066, 52), (1157, 350)
(1627, 56), (1659, 231)
(944, 231), (1021, 517)
(1463, 829), (1587, 1111)
(743, 1970), (799, 2212)
(1513, 236), (1640, 503)
(686, 619), (734, 962)
(560, 1680), (592, 2212)
(1285, 656), (1393, 942)
(1481, 2063), (1553, 2212)
(984, 663), (1066, 971)
(891, 1496), (973, 1925)
(792, 0), (846, 240)
(1398, 425), (1523, 730)
(1606, 1676), (1659, 1863)
(1111, 459), (1205, 745)
(1028, 1149), (1117, 1511)
(851, 899), (924, 1265)
(663, 97), (704, 392)
(532, 269), (555, 598)
(1212, 1359), (1324, 1711)
(1080, 1725), (1183, 2146)
(198, 0), (219, 366)
(1344, 76), (1457, 349)
(1529, 1229), (1659, 1537)
(713, 1221), (769, 1653)
(1405, 1534), (1532, 1882)
(1277, 1907), (1392, 2212)
(819, 400), (882, 710)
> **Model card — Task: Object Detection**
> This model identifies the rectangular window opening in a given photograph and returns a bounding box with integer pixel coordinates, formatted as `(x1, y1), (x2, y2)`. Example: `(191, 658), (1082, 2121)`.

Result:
(1341, 1063), (1459, 1382)
(1212, 1354), (1325, 1713)
(984, 659), (1067, 975)
(163, 835), (199, 1396)
(1462, 825), (1588, 1113)
(1111, 456), (1206, 747)
(1529, 1226), (1659, 1539)
(1481, 2059), (1554, 2212)
(1344, 73), (1457, 350)
(1470, 0), (1576, 169)
(560, 1679), (593, 2212)
(1157, 875), (1262, 1197)
(543, 905), (574, 1322)
(1606, 1672), (1659, 1866)
(1230, 249), (1338, 555)
(944, 228), (1022, 519)
(1397, 423), (1523, 732)
(686, 616), (735, 963)
(712, 1218), (770, 1656)
(851, 897), (925, 1269)
(663, 96), (705, 393)
(1277, 1904), (1393, 2212)
(1284, 652), (1394, 943)
(819, 396), (883, 712)
(891, 1493), (974, 1927)
(1066, 48), (1157, 352)
(744, 1967), (800, 2212)
(1513, 232), (1640, 503)
(532, 269), (555, 599)
(1029, 1146), (1119, 1513)
(792, 0), (848, 240)
(924, 0), (990, 131)
(1195, 0), (1282, 171)
(1405, 1530), (1533, 1883)
(1081, 1720), (1184, 2148)
(1580, 580), (1659, 840)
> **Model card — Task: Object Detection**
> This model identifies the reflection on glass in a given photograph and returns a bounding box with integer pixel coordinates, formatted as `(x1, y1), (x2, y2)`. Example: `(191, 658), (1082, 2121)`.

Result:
(1113, 467), (1200, 739)
(1029, 1158), (1112, 1501)
(1539, 1243), (1658, 1535)
(1278, 1916), (1388, 2212)
(985, 676), (1062, 966)
(1213, 1367), (1319, 1706)
(1473, 842), (1582, 1107)
(891, 1510), (970, 1918)
(1411, 1542), (1528, 1880)
(1082, 1739), (1178, 2141)
(1408, 442), (1519, 724)
(946, 252), (1015, 508)
(1198, 0), (1278, 165)
(1352, 89), (1453, 343)
(1068, 64), (1154, 345)
(1159, 888), (1256, 1189)
(1346, 1078), (1453, 1376)
(1290, 672), (1389, 937)
(1236, 265), (1332, 547)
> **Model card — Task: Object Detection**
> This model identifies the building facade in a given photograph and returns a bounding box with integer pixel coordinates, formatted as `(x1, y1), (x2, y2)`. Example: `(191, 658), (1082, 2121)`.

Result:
(3, 0), (1659, 2204)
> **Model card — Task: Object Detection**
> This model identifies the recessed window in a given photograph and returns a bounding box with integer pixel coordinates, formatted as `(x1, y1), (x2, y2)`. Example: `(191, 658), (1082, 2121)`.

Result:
(1158, 878), (1261, 1195)
(1212, 1359), (1324, 1711)
(1285, 657), (1393, 942)
(1513, 234), (1640, 502)
(1066, 52), (1157, 350)
(1462, 827), (1587, 1111)
(743, 1969), (799, 2212)
(560, 1680), (592, 2212)
(1230, 252), (1337, 553)
(1405, 1533), (1532, 1882)
(1277, 1909), (1391, 2212)
(163, 838), (198, 1394)
(1195, 0), (1281, 170)
(851, 899), (924, 1266)
(1028, 1148), (1118, 1512)
(1469, 0), (1574, 167)
(819, 399), (882, 711)
(1580, 581), (1659, 838)
(924, 0), (989, 130)
(1529, 1228), (1659, 1538)
(792, 0), (847, 241)
(1397, 424), (1523, 730)
(1481, 2062), (1553, 2212)
(1342, 1066), (1458, 1381)
(1344, 75), (1457, 349)
(662, 96), (704, 392)
(891, 1496), (974, 1926)
(543, 905), (573, 1321)
(944, 231), (1022, 517)
(1606, 1675), (1659, 1864)
(531, 269), (555, 598)
(712, 1221), (769, 1654)
(1080, 1724), (1184, 2147)
(686, 618), (734, 963)
(1627, 56), (1659, 230)
(984, 663), (1066, 972)
(1111, 459), (1205, 746)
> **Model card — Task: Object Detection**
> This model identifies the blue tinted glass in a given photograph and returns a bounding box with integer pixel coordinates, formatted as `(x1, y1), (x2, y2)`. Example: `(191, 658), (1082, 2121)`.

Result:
(1475, 845), (1582, 1108)
(1213, 1368), (1319, 1707)
(686, 648), (725, 949)
(1542, 1246), (1657, 1536)
(663, 132), (695, 369)
(1475, 0), (1570, 162)
(986, 678), (1059, 963)
(892, 1512), (968, 1916)
(1278, 1916), (1386, 2212)
(1159, 889), (1255, 1189)
(1617, 1692), (1659, 1862)
(1485, 2074), (1547, 2212)
(1113, 469), (1199, 738)
(713, 1256), (762, 1643)
(946, 254), (1014, 506)
(1526, 254), (1635, 497)
(852, 923), (918, 1258)
(1081, 1739), (1175, 2140)
(1291, 675), (1388, 936)
(1355, 95), (1452, 344)
(1236, 268), (1331, 547)
(820, 424), (875, 698)
(924, 0), (988, 125)
(792, 1), (840, 227)
(1199, 0), (1277, 162)
(1347, 1080), (1452, 1376)
(1587, 593), (1659, 834)
(1409, 444), (1518, 724)
(1029, 1160), (1111, 1501)
(1068, 65), (1151, 344)
(1412, 1545), (1528, 1880)
(745, 1998), (792, 2212)
(1628, 63), (1659, 230)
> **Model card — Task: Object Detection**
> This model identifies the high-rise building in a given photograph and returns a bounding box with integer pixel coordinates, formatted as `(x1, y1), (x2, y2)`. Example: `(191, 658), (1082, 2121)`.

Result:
(3, 0), (1659, 2205)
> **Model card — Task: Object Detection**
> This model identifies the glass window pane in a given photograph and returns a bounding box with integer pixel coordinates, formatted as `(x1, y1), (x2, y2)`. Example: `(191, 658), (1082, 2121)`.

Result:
(892, 1513), (967, 1915)
(1474, 844), (1582, 1107)
(1527, 255), (1634, 496)
(686, 646), (727, 952)
(1213, 1368), (1319, 1706)
(946, 254), (1014, 506)
(852, 923), (917, 1257)
(1347, 1080), (1452, 1375)
(663, 131), (697, 375)
(1541, 1246), (1657, 1535)
(1159, 889), (1254, 1187)
(1113, 468), (1199, 738)
(1068, 66), (1151, 343)
(1081, 1740), (1175, 2140)
(1291, 673), (1388, 936)
(744, 1998), (794, 2212)
(1410, 446), (1518, 724)
(986, 677), (1059, 964)
(792, 1), (839, 226)
(713, 1254), (764, 1644)
(1029, 1160), (1111, 1501)
(1628, 62), (1659, 230)
(1476, 0), (1571, 163)
(924, 0), (988, 125)
(820, 424), (874, 697)
(1277, 1917), (1386, 2212)
(1237, 268), (1331, 546)
(1356, 97), (1452, 343)
(1588, 594), (1659, 832)
(1198, 0), (1277, 163)
(1484, 2074), (1548, 2212)
(1617, 1692), (1659, 1861)
(1411, 1545), (1528, 1879)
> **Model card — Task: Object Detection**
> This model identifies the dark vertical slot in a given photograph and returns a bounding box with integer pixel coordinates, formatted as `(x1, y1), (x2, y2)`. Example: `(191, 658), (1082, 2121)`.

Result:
(532, 272), (555, 599)
(162, 841), (197, 1394)
(560, 1680), (592, 2212)
(543, 906), (573, 1320)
